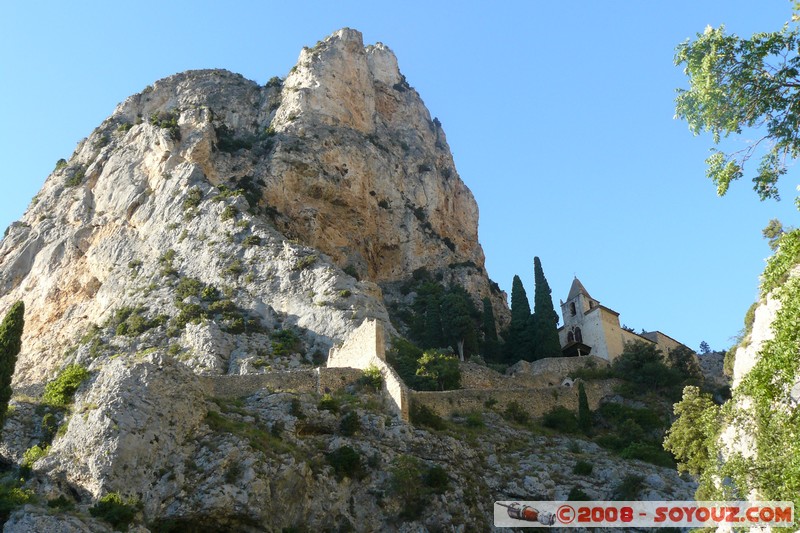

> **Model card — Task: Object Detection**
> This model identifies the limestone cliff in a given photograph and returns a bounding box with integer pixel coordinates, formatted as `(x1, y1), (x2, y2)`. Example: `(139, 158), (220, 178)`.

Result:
(705, 236), (800, 514)
(0, 28), (507, 388)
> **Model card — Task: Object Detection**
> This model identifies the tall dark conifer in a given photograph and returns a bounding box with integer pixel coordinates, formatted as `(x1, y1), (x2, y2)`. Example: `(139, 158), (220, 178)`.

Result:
(530, 257), (562, 359)
(0, 301), (24, 430)
(481, 297), (501, 362)
(577, 381), (591, 435)
(505, 275), (534, 362)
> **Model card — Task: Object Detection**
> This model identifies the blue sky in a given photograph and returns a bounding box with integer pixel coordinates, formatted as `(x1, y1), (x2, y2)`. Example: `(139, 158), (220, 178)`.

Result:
(2, 1), (798, 352)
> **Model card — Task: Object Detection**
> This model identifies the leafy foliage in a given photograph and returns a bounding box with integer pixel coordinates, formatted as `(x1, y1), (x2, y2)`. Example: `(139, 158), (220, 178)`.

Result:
(502, 401), (530, 425)
(149, 110), (181, 141)
(21, 444), (49, 468)
(415, 349), (461, 391)
(43, 364), (90, 407)
(89, 492), (139, 530)
(326, 445), (363, 481)
(663, 386), (719, 476)
(409, 403), (446, 430)
(0, 301), (24, 430)
(612, 341), (683, 397)
(359, 365), (383, 391)
(675, 21), (800, 203)
(541, 406), (579, 433)
(389, 455), (449, 520)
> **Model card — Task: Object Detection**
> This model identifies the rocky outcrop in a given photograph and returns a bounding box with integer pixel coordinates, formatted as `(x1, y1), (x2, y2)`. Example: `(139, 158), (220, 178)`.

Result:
(0, 28), (507, 388)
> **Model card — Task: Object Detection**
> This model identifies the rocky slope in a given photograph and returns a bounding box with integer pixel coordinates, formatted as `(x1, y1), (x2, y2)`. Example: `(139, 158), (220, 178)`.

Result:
(0, 28), (695, 531)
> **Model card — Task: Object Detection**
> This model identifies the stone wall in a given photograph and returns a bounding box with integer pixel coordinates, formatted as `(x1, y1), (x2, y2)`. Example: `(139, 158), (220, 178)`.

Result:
(411, 380), (618, 419)
(201, 367), (363, 399)
(327, 319), (409, 420)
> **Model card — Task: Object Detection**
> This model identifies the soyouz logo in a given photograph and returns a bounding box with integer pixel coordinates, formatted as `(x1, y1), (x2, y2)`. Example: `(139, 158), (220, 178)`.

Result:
(494, 501), (794, 528)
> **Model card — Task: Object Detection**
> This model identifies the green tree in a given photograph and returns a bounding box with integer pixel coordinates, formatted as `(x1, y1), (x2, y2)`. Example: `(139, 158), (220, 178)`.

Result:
(530, 257), (562, 360)
(663, 386), (719, 476)
(481, 297), (501, 362)
(612, 341), (682, 394)
(416, 349), (461, 390)
(674, 15), (800, 204)
(667, 345), (703, 384)
(505, 275), (534, 363)
(0, 302), (24, 430)
(440, 287), (479, 360)
(698, 340), (711, 354)
(577, 381), (592, 435)
(422, 295), (443, 349)
(762, 218), (788, 251)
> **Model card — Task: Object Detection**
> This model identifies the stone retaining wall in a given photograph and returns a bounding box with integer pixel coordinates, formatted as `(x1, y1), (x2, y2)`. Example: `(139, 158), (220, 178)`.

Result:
(411, 379), (618, 419)
(201, 367), (363, 399)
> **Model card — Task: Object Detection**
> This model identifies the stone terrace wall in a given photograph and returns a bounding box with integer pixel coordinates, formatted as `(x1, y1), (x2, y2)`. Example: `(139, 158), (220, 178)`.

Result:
(327, 319), (409, 421)
(460, 362), (550, 389)
(411, 379), (618, 419)
(201, 367), (363, 399)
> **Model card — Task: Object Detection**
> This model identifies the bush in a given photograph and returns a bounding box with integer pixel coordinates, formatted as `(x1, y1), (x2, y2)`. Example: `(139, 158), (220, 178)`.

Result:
(220, 205), (237, 221)
(620, 442), (675, 467)
(318, 393), (339, 413)
(359, 365), (382, 391)
(409, 403), (446, 430)
(243, 235), (262, 247)
(339, 411), (360, 436)
(22, 444), (49, 468)
(568, 486), (591, 501)
(542, 406), (579, 433)
(89, 492), (139, 530)
(271, 329), (302, 357)
(47, 495), (74, 511)
(41, 412), (58, 444)
(465, 411), (484, 428)
(425, 464), (449, 494)
(149, 110), (181, 141)
(415, 349), (460, 391)
(573, 460), (593, 475)
(502, 401), (530, 425)
(612, 474), (645, 500)
(293, 255), (317, 271)
(326, 446), (363, 480)
(0, 479), (33, 522)
(43, 365), (90, 407)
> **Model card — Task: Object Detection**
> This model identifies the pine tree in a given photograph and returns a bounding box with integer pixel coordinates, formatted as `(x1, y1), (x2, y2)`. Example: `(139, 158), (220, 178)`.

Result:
(577, 381), (591, 435)
(505, 275), (534, 362)
(481, 297), (500, 362)
(0, 301), (24, 430)
(530, 257), (562, 359)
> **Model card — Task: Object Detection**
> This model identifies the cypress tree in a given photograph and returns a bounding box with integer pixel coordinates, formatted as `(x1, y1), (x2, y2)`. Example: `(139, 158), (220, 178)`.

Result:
(505, 275), (534, 362)
(481, 297), (500, 362)
(481, 297), (498, 342)
(0, 301), (24, 430)
(577, 381), (591, 435)
(530, 257), (562, 359)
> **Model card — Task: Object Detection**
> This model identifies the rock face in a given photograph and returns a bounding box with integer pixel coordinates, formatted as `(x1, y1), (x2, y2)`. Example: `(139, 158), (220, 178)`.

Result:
(0, 28), (506, 388)
(0, 28), (690, 532)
